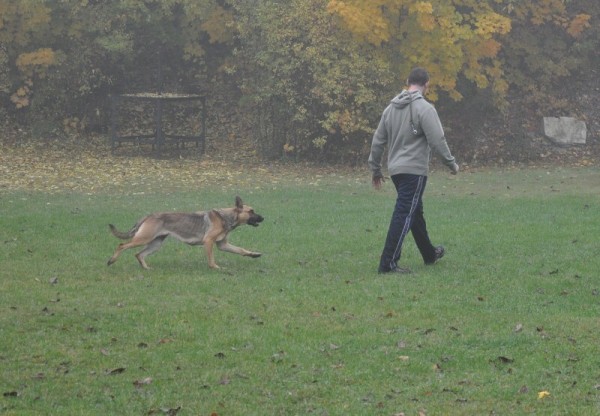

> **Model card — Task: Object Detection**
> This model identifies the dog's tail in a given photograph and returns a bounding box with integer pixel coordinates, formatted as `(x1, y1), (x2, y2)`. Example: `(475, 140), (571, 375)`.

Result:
(108, 223), (139, 239)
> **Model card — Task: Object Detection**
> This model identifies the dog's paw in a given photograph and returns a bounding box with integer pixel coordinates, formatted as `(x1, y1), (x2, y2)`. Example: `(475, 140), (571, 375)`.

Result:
(249, 252), (262, 258)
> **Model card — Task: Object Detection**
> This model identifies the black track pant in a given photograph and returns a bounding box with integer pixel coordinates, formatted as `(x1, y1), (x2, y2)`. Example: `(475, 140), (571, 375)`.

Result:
(378, 173), (437, 272)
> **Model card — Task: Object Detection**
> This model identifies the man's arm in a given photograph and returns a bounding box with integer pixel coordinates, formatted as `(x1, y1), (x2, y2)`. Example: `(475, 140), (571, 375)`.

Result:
(421, 106), (458, 173)
(368, 112), (388, 184)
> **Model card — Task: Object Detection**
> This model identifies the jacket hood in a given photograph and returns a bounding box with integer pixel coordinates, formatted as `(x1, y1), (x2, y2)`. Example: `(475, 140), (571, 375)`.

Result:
(390, 90), (422, 109)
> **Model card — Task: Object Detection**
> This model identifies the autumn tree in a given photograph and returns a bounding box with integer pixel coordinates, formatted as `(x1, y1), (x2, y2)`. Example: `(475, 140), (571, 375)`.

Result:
(1, 0), (230, 135)
(327, 0), (512, 104)
(227, 0), (397, 161)
(327, 0), (595, 112)
(0, 1), (53, 113)
(1, 0), (596, 162)
(497, 0), (596, 114)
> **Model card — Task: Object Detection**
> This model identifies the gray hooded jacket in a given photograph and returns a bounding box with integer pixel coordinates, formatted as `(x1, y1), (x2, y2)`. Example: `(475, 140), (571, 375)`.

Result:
(368, 90), (455, 177)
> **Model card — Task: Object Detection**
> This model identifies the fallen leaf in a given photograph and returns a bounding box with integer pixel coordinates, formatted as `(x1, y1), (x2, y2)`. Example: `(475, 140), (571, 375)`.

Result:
(160, 406), (181, 415)
(514, 323), (523, 333)
(538, 390), (551, 399)
(107, 367), (126, 375)
(133, 377), (153, 388)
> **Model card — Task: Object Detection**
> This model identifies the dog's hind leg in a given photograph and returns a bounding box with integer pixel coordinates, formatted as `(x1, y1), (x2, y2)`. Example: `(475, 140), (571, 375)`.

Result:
(135, 236), (167, 270)
(108, 233), (159, 268)
(107, 241), (135, 266)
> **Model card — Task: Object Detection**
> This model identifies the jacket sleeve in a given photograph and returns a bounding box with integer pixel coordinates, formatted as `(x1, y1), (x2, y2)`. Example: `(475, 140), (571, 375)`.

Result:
(368, 110), (388, 177)
(421, 106), (455, 167)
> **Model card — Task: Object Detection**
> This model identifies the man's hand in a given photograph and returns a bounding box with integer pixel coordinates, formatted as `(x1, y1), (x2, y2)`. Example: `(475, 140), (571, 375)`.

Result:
(450, 162), (459, 175)
(372, 174), (385, 190)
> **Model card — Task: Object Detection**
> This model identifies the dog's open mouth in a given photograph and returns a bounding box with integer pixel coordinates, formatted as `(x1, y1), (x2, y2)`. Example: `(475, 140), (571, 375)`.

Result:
(248, 216), (264, 227)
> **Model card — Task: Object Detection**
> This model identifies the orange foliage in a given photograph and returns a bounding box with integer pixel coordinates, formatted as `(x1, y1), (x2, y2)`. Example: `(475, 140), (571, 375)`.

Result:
(10, 48), (56, 109)
(566, 14), (591, 38)
(16, 48), (56, 73)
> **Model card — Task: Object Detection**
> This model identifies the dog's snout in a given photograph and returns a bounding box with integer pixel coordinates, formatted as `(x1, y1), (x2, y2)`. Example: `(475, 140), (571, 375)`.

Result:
(248, 213), (264, 226)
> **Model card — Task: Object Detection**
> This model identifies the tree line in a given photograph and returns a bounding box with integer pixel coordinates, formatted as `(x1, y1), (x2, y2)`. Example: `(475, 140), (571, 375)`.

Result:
(1, 0), (597, 161)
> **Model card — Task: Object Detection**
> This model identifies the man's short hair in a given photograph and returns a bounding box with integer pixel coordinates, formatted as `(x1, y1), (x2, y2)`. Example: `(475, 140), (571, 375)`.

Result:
(408, 67), (430, 86)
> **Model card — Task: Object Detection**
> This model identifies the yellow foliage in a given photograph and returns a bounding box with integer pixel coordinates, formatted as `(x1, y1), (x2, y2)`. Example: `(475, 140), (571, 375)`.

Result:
(326, 0), (390, 46)
(0, 1), (52, 45)
(200, 6), (235, 44)
(183, 42), (205, 61)
(509, 1), (566, 26)
(327, 0), (517, 103)
(474, 12), (511, 37)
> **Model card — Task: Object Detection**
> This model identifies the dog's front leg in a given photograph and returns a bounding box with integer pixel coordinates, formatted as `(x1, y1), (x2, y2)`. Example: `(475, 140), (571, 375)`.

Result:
(216, 240), (262, 258)
(203, 238), (220, 269)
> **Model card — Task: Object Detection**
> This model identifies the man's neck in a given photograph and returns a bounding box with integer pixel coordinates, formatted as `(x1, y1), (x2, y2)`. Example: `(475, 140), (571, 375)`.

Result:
(407, 85), (424, 93)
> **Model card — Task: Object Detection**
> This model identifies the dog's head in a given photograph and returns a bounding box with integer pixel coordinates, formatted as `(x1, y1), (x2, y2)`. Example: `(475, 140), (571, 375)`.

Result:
(235, 196), (264, 227)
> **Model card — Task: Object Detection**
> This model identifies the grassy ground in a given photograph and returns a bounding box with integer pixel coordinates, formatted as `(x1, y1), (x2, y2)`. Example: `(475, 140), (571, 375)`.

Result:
(1, 166), (599, 415)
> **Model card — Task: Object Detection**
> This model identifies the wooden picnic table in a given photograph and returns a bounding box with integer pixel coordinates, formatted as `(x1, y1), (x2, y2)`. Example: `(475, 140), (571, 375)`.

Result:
(110, 93), (206, 154)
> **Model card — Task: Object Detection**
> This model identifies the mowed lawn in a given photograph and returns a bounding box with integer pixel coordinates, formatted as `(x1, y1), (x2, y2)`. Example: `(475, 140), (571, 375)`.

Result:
(1, 167), (599, 415)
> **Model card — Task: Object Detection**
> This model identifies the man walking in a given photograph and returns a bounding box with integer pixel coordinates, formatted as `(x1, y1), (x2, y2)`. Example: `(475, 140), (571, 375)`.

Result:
(368, 67), (459, 274)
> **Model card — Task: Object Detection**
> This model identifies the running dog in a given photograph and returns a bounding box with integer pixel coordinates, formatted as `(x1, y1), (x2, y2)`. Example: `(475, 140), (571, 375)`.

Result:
(107, 196), (263, 269)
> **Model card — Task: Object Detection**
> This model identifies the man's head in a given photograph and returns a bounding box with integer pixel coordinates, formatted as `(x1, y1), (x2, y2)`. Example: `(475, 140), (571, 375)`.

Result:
(407, 67), (430, 87)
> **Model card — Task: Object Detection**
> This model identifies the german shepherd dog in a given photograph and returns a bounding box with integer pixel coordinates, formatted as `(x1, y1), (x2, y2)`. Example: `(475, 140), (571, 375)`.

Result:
(107, 196), (264, 269)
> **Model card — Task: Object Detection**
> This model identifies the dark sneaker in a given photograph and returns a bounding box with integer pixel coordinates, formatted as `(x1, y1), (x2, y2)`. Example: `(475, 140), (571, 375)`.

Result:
(426, 246), (445, 265)
(379, 266), (413, 274)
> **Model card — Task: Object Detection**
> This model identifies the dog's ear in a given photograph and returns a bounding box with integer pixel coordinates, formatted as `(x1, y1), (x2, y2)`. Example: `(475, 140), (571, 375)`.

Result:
(235, 196), (243, 210)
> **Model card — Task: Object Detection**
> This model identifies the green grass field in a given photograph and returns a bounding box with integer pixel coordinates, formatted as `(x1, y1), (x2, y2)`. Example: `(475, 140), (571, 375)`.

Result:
(1, 167), (599, 415)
